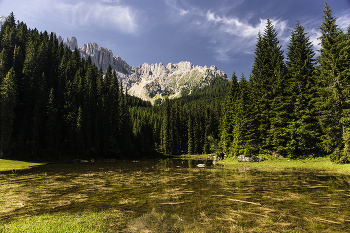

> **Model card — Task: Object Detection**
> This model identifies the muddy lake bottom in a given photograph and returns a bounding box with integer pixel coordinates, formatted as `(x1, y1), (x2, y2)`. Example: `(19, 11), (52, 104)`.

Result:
(1, 159), (350, 232)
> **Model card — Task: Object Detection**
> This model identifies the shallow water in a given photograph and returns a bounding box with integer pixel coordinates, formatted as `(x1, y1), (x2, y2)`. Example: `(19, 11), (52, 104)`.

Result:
(1, 159), (350, 232)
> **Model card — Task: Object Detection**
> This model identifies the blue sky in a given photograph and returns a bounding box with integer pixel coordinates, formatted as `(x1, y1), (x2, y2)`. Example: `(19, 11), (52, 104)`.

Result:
(0, 0), (350, 78)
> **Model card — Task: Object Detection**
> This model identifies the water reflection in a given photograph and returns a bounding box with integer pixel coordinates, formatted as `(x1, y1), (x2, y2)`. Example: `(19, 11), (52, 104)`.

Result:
(1, 159), (349, 232)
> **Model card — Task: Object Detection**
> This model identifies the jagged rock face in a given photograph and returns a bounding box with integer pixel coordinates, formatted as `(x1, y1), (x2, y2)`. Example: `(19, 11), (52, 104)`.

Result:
(78, 41), (228, 103)
(0, 18), (228, 103)
(129, 61), (227, 103)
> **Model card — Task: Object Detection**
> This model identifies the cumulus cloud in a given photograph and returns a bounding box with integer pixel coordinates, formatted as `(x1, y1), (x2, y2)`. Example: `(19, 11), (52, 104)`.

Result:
(164, 0), (350, 63)
(1, 0), (139, 34)
(166, 2), (290, 62)
(164, 0), (293, 62)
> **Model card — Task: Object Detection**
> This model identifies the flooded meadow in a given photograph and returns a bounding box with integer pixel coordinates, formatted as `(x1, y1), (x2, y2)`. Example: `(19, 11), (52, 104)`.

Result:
(1, 159), (350, 232)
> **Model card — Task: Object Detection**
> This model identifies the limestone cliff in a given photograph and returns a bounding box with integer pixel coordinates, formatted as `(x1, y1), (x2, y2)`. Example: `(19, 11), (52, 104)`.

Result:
(72, 39), (229, 103)
(128, 62), (228, 103)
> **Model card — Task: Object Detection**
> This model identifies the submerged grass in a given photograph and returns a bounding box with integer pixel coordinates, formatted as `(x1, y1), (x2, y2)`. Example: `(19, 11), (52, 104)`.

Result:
(0, 159), (45, 172)
(0, 159), (349, 232)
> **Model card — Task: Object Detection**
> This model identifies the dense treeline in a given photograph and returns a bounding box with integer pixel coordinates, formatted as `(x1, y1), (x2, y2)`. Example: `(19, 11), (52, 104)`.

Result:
(130, 76), (230, 156)
(0, 12), (229, 160)
(222, 2), (350, 163)
(1, 2), (350, 163)
(0, 13), (150, 160)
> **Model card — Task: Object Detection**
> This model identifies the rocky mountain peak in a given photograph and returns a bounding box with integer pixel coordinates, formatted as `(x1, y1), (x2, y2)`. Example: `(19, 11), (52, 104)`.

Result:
(53, 37), (229, 103)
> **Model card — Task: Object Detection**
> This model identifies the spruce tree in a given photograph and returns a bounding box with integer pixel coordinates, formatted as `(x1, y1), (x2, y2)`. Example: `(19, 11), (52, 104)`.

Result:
(0, 13), (16, 83)
(187, 114), (194, 154)
(285, 21), (321, 158)
(46, 88), (57, 150)
(251, 19), (286, 154)
(221, 72), (239, 155)
(317, 1), (350, 163)
(0, 68), (16, 158)
(162, 99), (172, 155)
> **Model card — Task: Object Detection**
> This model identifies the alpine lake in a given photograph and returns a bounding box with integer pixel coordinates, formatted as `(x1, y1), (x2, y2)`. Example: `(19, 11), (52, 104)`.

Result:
(1, 158), (350, 232)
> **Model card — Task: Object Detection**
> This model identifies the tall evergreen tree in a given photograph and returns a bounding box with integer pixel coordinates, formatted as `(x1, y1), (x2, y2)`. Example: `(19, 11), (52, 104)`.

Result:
(0, 13), (16, 84)
(251, 19), (286, 154)
(221, 72), (239, 155)
(187, 114), (194, 154)
(162, 98), (172, 155)
(46, 88), (57, 150)
(0, 68), (16, 158)
(285, 21), (322, 158)
(317, 1), (350, 163)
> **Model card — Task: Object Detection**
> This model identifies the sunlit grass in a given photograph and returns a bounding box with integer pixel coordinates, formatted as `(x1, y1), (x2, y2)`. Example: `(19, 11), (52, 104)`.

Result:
(0, 159), (44, 172)
(0, 210), (125, 233)
(220, 157), (350, 175)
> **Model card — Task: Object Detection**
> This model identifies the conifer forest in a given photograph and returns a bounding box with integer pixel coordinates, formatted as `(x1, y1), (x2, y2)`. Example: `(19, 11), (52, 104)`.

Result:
(1, 2), (350, 163)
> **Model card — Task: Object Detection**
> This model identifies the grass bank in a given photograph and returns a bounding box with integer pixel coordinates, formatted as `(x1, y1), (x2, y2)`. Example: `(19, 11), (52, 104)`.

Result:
(179, 154), (350, 175)
(219, 157), (350, 175)
(0, 159), (45, 172)
(178, 153), (213, 160)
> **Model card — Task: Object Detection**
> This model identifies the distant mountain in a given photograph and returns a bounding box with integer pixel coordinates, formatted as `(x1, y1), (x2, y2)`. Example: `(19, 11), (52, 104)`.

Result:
(57, 37), (229, 103)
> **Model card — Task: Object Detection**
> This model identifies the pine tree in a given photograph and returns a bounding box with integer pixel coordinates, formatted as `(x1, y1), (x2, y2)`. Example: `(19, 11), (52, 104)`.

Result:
(0, 68), (16, 158)
(221, 72), (239, 155)
(162, 98), (172, 155)
(187, 115), (194, 154)
(46, 88), (57, 150)
(285, 21), (322, 158)
(76, 106), (84, 156)
(317, 1), (350, 163)
(251, 18), (286, 154)
(0, 13), (16, 84)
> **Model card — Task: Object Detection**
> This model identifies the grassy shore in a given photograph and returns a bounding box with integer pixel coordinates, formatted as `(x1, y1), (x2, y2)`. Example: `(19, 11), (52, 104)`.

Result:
(180, 154), (350, 175)
(0, 159), (45, 172)
(220, 157), (350, 175)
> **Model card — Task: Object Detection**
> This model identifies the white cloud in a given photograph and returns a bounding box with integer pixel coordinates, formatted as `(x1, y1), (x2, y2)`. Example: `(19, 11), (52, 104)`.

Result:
(165, 0), (204, 20)
(202, 11), (290, 61)
(337, 10), (350, 30)
(99, 0), (121, 2)
(165, 0), (189, 16)
(164, 0), (292, 62)
(163, 1), (294, 62)
(1, 0), (139, 34)
(58, 2), (139, 34)
(308, 28), (322, 52)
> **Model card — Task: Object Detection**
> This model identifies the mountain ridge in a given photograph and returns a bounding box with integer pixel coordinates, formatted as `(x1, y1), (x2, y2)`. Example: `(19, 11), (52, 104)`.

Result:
(59, 37), (229, 103)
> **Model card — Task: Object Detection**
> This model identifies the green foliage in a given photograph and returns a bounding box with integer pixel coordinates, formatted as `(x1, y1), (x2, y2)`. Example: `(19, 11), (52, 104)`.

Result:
(2, 2), (350, 162)
(249, 19), (287, 154)
(180, 75), (230, 102)
(0, 68), (16, 158)
(220, 2), (350, 163)
(316, 1), (350, 163)
(284, 20), (322, 158)
(0, 14), (150, 160)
